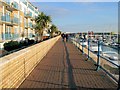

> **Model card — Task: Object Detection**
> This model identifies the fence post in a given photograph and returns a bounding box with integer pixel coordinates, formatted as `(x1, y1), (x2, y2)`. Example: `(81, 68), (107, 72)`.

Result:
(117, 36), (120, 89)
(76, 39), (77, 47)
(96, 40), (100, 71)
(87, 39), (90, 60)
(79, 41), (80, 50)
(82, 39), (84, 54)
(118, 66), (120, 90)
(73, 38), (74, 44)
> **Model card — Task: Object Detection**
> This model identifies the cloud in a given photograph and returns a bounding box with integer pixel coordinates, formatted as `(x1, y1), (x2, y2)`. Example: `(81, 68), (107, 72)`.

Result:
(44, 6), (70, 17)
(58, 23), (118, 33)
(31, 2), (118, 33)
(32, 3), (70, 18)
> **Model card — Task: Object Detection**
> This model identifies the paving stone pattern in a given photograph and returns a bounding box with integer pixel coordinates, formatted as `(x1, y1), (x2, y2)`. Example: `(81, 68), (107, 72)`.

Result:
(19, 39), (117, 89)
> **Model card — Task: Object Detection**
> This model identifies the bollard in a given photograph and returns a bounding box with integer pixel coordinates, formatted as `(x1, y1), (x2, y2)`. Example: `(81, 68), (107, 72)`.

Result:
(96, 40), (100, 71)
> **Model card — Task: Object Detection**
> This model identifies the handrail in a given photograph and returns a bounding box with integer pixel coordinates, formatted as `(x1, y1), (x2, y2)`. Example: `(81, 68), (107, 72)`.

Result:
(70, 37), (119, 89)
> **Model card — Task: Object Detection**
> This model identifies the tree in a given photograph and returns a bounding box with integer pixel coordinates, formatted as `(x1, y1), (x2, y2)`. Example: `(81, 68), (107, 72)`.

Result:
(50, 24), (58, 37)
(35, 12), (51, 41)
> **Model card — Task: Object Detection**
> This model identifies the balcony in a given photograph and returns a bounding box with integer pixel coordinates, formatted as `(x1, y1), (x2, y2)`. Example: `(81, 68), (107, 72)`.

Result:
(6, 1), (19, 11)
(31, 16), (35, 21)
(11, 17), (19, 25)
(24, 12), (32, 18)
(4, 33), (11, 40)
(1, 15), (11, 24)
(2, 0), (10, 5)
(28, 33), (33, 38)
(24, 22), (28, 28)
(28, 3), (34, 11)
(28, 22), (33, 29)
(0, 14), (19, 26)
(32, 24), (36, 29)
(22, 0), (27, 5)
(35, 10), (39, 15)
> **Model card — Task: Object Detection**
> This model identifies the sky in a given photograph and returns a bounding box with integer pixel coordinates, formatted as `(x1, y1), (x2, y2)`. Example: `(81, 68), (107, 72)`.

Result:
(30, 1), (118, 33)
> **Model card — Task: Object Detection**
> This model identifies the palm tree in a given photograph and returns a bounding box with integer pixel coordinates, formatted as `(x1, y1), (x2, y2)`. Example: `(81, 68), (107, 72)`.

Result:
(35, 12), (52, 41)
(34, 23), (43, 41)
(50, 24), (58, 37)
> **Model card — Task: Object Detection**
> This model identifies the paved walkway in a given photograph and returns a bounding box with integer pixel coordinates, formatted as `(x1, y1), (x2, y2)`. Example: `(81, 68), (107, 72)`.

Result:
(19, 38), (117, 89)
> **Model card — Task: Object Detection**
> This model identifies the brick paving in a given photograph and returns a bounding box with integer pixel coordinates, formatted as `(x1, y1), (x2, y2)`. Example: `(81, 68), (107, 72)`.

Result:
(18, 38), (117, 89)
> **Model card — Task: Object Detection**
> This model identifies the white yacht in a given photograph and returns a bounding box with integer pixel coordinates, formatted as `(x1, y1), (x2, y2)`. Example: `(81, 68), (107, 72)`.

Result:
(89, 44), (102, 53)
(102, 51), (119, 66)
(79, 39), (88, 46)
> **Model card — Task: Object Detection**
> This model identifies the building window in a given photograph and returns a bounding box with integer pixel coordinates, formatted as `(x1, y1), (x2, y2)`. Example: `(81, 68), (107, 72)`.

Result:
(14, 26), (19, 39)
(14, 26), (18, 33)
(5, 26), (11, 40)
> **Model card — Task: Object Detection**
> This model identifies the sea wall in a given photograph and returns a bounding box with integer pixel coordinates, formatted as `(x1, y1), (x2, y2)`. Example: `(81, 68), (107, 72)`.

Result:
(0, 36), (60, 88)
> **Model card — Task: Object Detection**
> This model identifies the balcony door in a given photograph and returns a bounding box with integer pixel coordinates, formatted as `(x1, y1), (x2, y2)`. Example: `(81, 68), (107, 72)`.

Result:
(5, 11), (11, 22)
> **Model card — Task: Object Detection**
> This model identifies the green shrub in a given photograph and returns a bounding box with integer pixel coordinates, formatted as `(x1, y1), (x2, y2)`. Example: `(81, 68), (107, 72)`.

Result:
(28, 39), (35, 45)
(4, 41), (19, 51)
(4, 39), (35, 52)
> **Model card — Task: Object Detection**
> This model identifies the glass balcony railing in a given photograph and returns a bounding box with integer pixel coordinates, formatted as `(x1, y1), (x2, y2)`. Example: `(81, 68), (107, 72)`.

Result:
(4, 33), (11, 40)
(3, 0), (10, 5)
(25, 22), (28, 28)
(0, 13), (19, 25)
(28, 4), (34, 11)
(3, 0), (19, 10)
(35, 10), (39, 15)
(13, 34), (19, 39)
(1, 14), (11, 23)
(31, 16), (36, 20)
(28, 33), (33, 38)
(28, 22), (33, 28)
(1, 16), (6, 22)
(22, 0), (27, 5)
(11, 2), (19, 10)
(12, 17), (19, 24)
(24, 12), (32, 18)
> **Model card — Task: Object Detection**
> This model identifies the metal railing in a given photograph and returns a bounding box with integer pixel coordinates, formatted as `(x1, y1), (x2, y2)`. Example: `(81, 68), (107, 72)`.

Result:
(70, 37), (120, 89)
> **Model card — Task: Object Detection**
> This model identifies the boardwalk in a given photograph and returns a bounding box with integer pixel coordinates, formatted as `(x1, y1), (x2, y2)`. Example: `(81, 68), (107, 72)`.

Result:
(19, 38), (117, 89)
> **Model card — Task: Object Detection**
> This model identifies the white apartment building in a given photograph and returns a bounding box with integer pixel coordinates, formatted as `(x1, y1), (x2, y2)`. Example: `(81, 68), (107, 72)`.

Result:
(0, 0), (39, 48)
